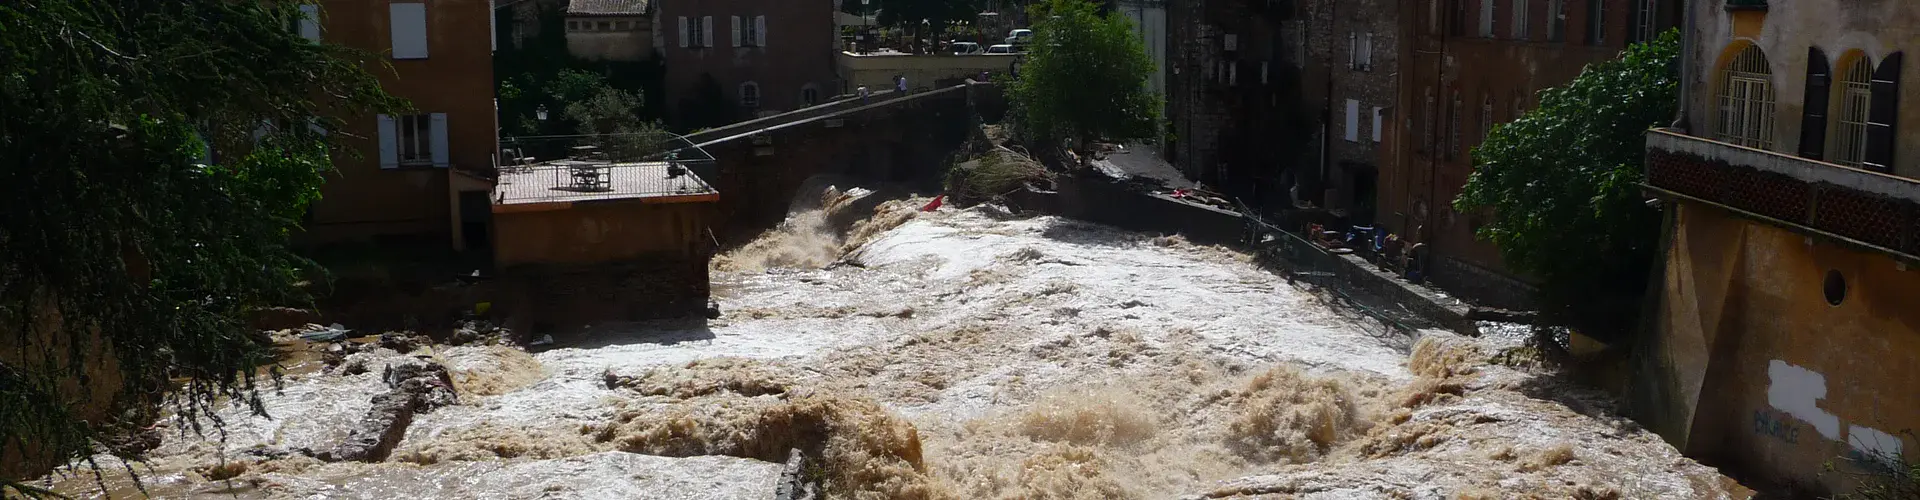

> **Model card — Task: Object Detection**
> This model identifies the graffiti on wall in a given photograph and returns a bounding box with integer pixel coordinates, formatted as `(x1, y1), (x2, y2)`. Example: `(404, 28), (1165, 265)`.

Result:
(1753, 408), (1802, 444)
(1764, 360), (1907, 469)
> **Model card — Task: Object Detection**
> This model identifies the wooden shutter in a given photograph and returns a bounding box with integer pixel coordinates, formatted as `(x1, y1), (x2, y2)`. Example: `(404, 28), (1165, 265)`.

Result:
(678, 17), (689, 47)
(430, 113), (450, 168)
(1864, 52), (1901, 173)
(377, 114), (399, 169)
(1797, 46), (1830, 160)
(731, 16), (742, 47)
(702, 16), (714, 47)
(755, 16), (766, 47)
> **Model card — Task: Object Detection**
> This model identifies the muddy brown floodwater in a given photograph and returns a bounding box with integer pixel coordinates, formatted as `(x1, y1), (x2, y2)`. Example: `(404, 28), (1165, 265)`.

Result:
(37, 184), (1748, 499)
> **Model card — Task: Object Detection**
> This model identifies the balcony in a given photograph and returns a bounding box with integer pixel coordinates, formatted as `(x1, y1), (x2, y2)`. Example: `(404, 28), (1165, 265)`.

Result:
(1724, 0), (1767, 11)
(1643, 128), (1920, 258)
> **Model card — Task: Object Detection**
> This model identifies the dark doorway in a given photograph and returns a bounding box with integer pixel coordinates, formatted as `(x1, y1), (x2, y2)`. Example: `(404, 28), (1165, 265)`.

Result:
(458, 190), (492, 250)
(1351, 168), (1379, 225)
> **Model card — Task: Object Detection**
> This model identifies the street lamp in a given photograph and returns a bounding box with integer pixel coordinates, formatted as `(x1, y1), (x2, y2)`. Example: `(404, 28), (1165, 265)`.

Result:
(535, 104), (548, 121)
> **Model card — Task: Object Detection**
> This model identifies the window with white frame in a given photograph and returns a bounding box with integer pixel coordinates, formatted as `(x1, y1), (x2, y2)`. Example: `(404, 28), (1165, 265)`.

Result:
(1587, 0), (1607, 46)
(1633, 0), (1657, 42)
(1511, 0), (1529, 39)
(733, 15), (766, 47)
(390, 3), (428, 59)
(376, 113), (447, 168)
(740, 81), (761, 108)
(1715, 45), (1775, 149)
(398, 114), (432, 164)
(1546, 0), (1566, 42)
(1831, 56), (1873, 167)
(680, 16), (713, 47)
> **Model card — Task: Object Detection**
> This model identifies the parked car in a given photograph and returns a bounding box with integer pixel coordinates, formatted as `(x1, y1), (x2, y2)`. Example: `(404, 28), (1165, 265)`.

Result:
(986, 44), (1015, 54)
(951, 42), (982, 55)
(1005, 29), (1033, 45)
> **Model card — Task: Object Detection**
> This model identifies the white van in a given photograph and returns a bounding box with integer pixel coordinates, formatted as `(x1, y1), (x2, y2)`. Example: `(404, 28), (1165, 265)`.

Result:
(951, 42), (982, 55)
(986, 44), (1015, 54)
(1005, 29), (1033, 45)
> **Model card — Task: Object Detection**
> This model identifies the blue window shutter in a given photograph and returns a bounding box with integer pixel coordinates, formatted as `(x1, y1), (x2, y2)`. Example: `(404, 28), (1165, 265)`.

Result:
(430, 113), (450, 168)
(377, 114), (399, 169)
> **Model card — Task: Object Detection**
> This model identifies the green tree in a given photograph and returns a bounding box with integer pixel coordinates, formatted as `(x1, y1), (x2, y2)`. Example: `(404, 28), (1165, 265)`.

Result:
(1452, 30), (1680, 339)
(563, 83), (669, 162)
(1009, 0), (1161, 162)
(0, 0), (402, 489)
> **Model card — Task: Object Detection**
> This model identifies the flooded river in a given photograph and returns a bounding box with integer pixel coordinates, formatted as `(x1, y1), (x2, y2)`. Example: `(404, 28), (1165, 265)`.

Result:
(35, 189), (1745, 499)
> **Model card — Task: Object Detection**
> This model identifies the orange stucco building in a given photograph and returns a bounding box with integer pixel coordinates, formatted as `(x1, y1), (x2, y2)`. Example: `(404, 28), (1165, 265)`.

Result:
(297, 0), (499, 250)
(1633, 0), (1920, 494)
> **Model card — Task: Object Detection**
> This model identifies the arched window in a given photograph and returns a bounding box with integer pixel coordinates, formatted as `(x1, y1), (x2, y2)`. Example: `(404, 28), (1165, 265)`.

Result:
(1716, 45), (1776, 149)
(801, 85), (820, 107)
(740, 81), (761, 108)
(1831, 56), (1873, 167)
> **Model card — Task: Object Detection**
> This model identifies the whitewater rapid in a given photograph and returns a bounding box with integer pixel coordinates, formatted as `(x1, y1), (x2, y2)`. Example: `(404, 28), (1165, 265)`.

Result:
(38, 201), (1743, 499)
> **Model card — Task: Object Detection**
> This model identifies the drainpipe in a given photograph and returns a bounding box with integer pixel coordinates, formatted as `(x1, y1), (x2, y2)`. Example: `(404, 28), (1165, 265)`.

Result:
(1669, 0), (1694, 133)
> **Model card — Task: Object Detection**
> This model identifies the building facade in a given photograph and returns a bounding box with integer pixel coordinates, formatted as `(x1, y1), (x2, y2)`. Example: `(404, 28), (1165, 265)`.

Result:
(564, 0), (655, 61)
(300, 0), (498, 250)
(1166, 0), (1310, 203)
(1392, 0), (1677, 307)
(1303, 0), (1401, 225)
(655, 0), (838, 126)
(1633, 0), (1920, 494)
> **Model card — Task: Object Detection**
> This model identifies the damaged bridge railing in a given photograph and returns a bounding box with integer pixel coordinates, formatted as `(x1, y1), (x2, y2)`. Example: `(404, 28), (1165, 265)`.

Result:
(1236, 200), (1432, 340)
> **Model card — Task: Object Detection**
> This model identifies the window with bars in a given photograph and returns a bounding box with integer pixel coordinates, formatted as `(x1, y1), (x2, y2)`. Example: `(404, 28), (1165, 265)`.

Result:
(1716, 45), (1776, 150)
(740, 81), (761, 108)
(1831, 56), (1873, 167)
(1511, 0), (1529, 39)
(1449, 0), (1469, 36)
(1632, 0), (1657, 42)
(1480, 95), (1495, 145)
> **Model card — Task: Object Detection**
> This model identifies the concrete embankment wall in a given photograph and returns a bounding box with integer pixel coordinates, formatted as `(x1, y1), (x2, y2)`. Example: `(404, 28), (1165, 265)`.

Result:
(1008, 172), (1476, 336)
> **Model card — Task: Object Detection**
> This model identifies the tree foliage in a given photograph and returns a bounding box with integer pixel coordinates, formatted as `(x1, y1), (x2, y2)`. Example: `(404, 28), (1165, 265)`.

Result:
(1009, 0), (1161, 158)
(493, 2), (664, 135)
(563, 79), (670, 162)
(0, 0), (402, 486)
(1452, 30), (1680, 337)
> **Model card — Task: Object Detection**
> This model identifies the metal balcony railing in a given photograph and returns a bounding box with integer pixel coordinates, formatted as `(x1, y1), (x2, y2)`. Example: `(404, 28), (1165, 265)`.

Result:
(495, 132), (717, 205)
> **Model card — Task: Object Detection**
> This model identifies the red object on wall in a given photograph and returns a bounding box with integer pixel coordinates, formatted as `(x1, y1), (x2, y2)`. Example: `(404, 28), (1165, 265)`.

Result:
(922, 195), (946, 212)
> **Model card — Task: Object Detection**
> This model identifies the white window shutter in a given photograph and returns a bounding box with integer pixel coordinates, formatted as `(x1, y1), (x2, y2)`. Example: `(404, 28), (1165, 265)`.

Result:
(1345, 100), (1360, 142)
(429, 113), (450, 168)
(252, 119), (272, 142)
(377, 114), (399, 169)
(755, 16), (767, 46)
(731, 16), (742, 47)
(1261, 61), (1269, 84)
(389, 3), (428, 59)
(1362, 33), (1373, 67)
(308, 117), (328, 136)
(702, 16), (714, 47)
(298, 5), (320, 42)
(1372, 107), (1383, 143)
(195, 133), (214, 165)
(1348, 32), (1356, 68)
(1228, 62), (1237, 85)
(488, 0), (496, 51)
(678, 17), (689, 47)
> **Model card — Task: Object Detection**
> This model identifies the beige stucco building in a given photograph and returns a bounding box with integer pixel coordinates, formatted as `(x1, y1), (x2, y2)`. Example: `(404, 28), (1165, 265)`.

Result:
(1634, 0), (1920, 495)
(565, 0), (654, 62)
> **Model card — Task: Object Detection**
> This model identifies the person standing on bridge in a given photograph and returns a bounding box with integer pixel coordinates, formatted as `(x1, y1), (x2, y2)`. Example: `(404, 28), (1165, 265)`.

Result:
(857, 85), (870, 104)
(895, 74), (907, 93)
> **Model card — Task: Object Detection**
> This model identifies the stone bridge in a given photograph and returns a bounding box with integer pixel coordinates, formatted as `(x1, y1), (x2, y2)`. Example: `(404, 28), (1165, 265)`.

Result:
(673, 82), (1003, 240)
